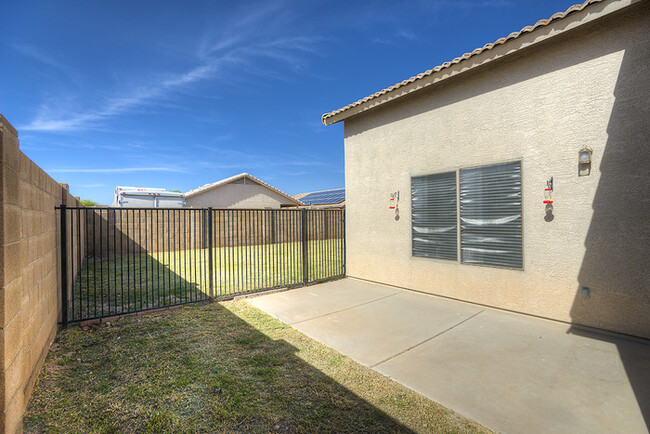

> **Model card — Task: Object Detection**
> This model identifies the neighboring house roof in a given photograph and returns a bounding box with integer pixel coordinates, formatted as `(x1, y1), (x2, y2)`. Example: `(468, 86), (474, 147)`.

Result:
(295, 188), (345, 205)
(185, 173), (304, 206)
(322, 0), (634, 125)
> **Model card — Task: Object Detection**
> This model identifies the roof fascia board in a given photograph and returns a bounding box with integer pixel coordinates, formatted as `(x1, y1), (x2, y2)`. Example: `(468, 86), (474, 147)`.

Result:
(240, 175), (304, 205)
(184, 173), (247, 198)
(186, 173), (303, 205)
(322, 0), (637, 126)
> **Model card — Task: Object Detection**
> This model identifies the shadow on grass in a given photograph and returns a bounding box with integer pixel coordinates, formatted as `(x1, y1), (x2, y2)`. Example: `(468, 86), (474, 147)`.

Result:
(52, 226), (477, 432)
(70, 251), (209, 322)
(69, 208), (344, 322)
(71, 238), (344, 322)
(23, 297), (484, 432)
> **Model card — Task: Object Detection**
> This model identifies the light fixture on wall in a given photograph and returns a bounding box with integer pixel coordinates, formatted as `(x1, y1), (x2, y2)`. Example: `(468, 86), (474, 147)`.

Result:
(578, 147), (593, 177)
(578, 147), (593, 164)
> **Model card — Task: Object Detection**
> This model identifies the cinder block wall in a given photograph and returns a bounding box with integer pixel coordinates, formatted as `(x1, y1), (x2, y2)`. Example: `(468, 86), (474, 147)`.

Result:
(0, 115), (81, 433)
(83, 208), (341, 257)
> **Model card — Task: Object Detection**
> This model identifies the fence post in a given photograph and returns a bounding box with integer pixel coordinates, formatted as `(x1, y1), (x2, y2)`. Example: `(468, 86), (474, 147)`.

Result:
(59, 204), (69, 328)
(207, 208), (214, 297)
(342, 209), (346, 276)
(302, 209), (308, 284)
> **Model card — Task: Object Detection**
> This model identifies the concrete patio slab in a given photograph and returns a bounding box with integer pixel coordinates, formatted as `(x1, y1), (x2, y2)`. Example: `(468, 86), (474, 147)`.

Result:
(246, 278), (650, 433)
(293, 290), (483, 366)
(247, 278), (398, 324)
(376, 308), (650, 434)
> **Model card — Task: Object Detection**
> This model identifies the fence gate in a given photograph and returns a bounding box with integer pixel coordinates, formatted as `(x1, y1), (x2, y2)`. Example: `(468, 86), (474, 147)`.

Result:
(57, 206), (345, 325)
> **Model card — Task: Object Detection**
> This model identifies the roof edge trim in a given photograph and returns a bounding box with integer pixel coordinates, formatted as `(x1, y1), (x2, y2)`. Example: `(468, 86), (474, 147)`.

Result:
(185, 173), (304, 205)
(322, 0), (638, 126)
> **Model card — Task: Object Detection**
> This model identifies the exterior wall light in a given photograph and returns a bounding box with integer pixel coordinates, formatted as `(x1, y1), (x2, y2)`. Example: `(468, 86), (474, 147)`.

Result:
(578, 147), (593, 164)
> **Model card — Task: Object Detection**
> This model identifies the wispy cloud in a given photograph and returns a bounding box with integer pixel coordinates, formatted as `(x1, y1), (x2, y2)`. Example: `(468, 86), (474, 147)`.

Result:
(22, 3), (321, 133)
(48, 167), (185, 174)
(19, 139), (157, 152)
(282, 171), (311, 176)
(373, 29), (418, 46)
(10, 42), (74, 74)
(284, 160), (328, 167)
(195, 157), (328, 171)
(22, 62), (218, 132)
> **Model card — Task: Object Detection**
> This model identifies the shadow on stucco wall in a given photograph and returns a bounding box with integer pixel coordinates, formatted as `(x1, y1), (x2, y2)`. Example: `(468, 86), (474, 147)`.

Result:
(342, 1), (650, 427)
(570, 7), (650, 428)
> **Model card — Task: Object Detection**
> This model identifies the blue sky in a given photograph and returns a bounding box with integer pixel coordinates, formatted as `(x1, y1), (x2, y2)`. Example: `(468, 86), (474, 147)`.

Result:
(1, 0), (576, 205)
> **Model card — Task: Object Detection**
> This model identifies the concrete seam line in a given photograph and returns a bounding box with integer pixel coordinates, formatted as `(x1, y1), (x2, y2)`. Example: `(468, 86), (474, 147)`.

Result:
(290, 293), (399, 325)
(370, 309), (485, 368)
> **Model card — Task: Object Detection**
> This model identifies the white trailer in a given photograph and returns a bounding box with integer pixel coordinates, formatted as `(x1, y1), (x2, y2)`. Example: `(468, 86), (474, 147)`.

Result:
(111, 186), (185, 208)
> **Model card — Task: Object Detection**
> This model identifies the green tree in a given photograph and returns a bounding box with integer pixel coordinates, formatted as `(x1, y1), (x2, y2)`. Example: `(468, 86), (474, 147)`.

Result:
(80, 199), (100, 207)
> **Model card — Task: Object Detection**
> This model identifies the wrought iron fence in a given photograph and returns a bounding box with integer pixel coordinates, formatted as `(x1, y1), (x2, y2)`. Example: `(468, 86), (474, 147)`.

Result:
(57, 206), (345, 325)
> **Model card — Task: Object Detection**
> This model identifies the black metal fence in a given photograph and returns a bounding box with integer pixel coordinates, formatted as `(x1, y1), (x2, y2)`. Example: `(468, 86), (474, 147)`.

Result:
(57, 206), (345, 325)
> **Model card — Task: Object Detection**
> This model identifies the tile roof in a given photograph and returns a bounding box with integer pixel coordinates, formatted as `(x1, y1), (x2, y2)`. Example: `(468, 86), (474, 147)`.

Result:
(185, 173), (304, 205)
(322, 0), (607, 125)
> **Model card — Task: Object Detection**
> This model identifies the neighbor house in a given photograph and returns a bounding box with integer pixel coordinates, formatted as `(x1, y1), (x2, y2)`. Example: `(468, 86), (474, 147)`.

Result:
(322, 0), (649, 339)
(294, 188), (346, 208)
(185, 173), (303, 208)
(111, 186), (185, 208)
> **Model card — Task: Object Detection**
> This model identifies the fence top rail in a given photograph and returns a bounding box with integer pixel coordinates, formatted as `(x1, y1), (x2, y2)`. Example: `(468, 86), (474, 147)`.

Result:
(56, 206), (343, 212)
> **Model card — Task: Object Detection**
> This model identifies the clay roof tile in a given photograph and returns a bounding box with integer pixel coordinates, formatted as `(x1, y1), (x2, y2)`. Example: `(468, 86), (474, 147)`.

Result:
(322, 0), (607, 125)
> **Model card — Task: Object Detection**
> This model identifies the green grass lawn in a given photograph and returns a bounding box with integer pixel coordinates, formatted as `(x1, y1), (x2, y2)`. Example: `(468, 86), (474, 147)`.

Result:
(70, 240), (344, 321)
(25, 300), (489, 433)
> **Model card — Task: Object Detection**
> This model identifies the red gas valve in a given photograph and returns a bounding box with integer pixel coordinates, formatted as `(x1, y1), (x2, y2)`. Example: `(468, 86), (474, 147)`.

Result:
(543, 177), (553, 204)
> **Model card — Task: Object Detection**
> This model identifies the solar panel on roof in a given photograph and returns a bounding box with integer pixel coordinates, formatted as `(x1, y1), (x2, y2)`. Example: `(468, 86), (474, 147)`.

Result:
(301, 189), (345, 205)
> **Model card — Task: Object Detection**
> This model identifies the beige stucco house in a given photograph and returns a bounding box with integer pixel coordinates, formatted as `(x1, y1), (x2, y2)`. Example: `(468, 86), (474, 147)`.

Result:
(185, 173), (303, 209)
(323, 0), (649, 339)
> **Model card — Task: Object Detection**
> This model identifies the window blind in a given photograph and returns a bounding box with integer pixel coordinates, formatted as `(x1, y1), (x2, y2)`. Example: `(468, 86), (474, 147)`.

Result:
(412, 171), (458, 260)
(459, 161), (522, 268)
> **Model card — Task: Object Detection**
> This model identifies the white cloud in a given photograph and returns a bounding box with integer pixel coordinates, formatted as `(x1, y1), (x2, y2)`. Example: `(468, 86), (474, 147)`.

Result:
(10, 42), (74, 74)
(21, 62), (217, 132)
(48, 167), (185, 174)
(21, 2), (321, 133)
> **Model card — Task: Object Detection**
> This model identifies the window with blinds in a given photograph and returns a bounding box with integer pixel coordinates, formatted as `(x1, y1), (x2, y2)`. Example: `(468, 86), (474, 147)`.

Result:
(411, 161), (522, 269)
(411, 171), (458, 260)
(459, 161), (522, 268)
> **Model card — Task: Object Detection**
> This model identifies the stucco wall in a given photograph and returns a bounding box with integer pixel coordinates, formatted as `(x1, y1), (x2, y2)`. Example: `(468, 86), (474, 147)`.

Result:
(186, 182), (294, 209)
(343, 3), (649, 338)
(0, 115), (83, 432)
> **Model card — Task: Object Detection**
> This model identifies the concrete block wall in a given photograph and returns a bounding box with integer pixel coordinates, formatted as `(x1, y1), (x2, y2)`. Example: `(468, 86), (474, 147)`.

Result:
(0, 115), (81, 433)
(84, 208), (342, 257)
